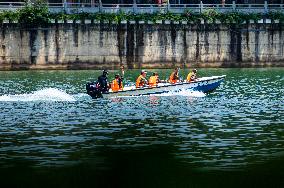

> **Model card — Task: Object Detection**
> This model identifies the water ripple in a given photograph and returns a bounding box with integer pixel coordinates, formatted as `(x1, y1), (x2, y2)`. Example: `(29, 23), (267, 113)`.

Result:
(0, 68), (283, 170)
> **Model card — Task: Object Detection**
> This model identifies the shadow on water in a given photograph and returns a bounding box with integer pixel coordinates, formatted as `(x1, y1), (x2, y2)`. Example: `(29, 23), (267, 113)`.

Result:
(0, 144), (284, 188)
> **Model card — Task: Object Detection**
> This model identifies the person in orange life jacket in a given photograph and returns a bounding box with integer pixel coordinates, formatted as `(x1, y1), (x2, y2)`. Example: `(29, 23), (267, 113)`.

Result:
(186, 69), (197, 82)
(169, 67), (180, 84)
(148, 72), (160, 87)
(111, 74), (123, 92)
(136, 70), (148, 88)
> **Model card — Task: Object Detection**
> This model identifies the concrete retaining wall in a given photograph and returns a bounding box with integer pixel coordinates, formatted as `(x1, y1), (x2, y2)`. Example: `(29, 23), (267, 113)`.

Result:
(0, 23), (283, 70)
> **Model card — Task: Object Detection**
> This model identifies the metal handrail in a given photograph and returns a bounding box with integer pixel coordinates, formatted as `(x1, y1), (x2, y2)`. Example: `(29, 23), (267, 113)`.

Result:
(0, 2), (283, 13)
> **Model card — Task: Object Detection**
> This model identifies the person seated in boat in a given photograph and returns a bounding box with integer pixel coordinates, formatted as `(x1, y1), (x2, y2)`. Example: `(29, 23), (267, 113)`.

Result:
(111, 74), (123, 92)
(136, 70), (148, 88)
(98, 70), (109, 93)
(186, 69), (197, 82)
(148, 72), (160, 87)
(169, 67), (180, 84)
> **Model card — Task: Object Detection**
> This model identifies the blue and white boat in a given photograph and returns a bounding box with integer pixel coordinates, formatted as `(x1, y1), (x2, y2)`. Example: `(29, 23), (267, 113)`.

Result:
(86, 75), (226, 99)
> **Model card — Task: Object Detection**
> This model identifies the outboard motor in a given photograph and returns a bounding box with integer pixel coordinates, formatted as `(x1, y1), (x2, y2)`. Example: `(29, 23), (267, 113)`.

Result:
(86, 81), (103, 99)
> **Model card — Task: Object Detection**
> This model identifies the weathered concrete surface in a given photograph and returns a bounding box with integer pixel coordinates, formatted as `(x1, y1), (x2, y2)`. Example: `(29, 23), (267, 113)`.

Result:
(0, 23), (283, 70)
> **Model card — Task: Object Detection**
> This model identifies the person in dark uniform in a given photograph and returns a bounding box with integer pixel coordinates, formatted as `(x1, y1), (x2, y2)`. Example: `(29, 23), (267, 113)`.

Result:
(98, 70), (109, 93)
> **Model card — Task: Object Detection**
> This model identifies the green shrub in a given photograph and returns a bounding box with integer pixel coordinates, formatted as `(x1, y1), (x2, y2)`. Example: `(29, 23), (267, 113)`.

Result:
(182, 10), (198, 22)
(244, 13), (262, 21)
(17, 0), (49, 27)
(0, 1), (284, 27)
(1, 10), (19, 22)
(49, 12), (70, 21)
(201, 9), (219, 23)
(267, 11), (284, 21)
(218, 12), (245, 24)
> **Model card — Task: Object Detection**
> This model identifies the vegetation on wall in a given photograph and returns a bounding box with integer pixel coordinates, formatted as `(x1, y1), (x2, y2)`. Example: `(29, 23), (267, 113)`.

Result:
(0, 0), (49, 27)
(17, 0), (49, 27)
(0, 1), (283, 26)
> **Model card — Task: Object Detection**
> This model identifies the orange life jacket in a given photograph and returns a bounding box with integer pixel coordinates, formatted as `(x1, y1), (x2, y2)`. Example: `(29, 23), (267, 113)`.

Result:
(111, 79), (123, 92)
(186, 72), (196, 82)
(136, 75), (146, 88)
(169, 72), (178, 84)
(148, 76), (158, 87)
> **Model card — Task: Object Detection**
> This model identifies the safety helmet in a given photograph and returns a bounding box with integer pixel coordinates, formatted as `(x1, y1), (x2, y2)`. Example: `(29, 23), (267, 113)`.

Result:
(141, 70), (147, 74)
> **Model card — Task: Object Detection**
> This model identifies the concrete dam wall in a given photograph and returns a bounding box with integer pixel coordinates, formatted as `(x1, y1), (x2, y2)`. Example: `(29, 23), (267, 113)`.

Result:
(0, 23), (283, 70)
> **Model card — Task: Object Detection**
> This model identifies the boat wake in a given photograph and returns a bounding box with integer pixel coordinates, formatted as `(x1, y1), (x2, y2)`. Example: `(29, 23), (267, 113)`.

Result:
(0, 88), (205, 102)
(0, 88), (76, 102)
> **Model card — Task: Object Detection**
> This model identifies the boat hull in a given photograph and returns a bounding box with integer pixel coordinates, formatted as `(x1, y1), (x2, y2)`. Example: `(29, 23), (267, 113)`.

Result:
(95, 75), (226, 99)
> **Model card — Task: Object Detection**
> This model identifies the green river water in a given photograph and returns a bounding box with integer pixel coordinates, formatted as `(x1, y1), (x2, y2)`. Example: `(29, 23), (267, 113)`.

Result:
(0, 68), (283, 187)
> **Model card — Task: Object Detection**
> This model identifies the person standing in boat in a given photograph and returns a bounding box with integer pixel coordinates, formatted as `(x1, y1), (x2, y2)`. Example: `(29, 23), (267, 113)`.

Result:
(111, 74), (123, 92)
(98, 70), (109, 93)
(186, 69), (197, 82)
(169, 67), (180, 84)
(148, 72), (160, 87)
(136, 70), (148, 88)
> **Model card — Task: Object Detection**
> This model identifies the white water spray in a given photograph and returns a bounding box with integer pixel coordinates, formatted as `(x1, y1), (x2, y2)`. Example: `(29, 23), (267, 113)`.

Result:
(0, 88), (76, 102)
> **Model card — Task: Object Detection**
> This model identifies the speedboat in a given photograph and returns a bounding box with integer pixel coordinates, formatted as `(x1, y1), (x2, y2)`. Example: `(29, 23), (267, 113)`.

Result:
(86, 75), (226, 99)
